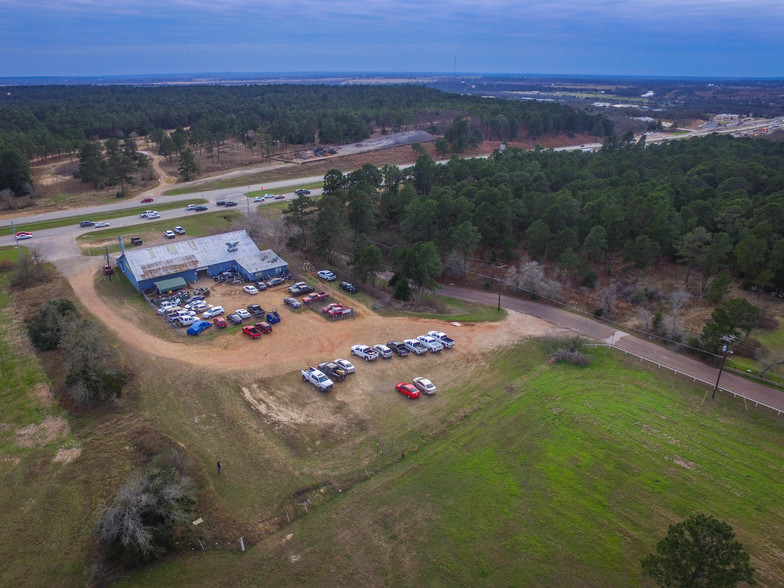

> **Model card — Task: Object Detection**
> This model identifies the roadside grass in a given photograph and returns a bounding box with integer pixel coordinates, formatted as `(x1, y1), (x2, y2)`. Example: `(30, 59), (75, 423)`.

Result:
(722, 316), (784, 386)
(379, 295), (507, 323)
(116, 345), (784, 586)
(2, 199), (206, 237)
(165, 173), (322, 195)
(246, 182), (322, 199)
(76, 211), (243, 255)
(0, 267), (138, 587)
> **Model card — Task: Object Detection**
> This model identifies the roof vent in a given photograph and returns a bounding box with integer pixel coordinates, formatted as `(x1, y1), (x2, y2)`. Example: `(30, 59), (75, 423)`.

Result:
(226, 241), (239, 253)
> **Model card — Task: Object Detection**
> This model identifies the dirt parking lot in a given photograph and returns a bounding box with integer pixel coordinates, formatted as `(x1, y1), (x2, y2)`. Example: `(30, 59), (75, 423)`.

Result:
(72, 260), (554, 380)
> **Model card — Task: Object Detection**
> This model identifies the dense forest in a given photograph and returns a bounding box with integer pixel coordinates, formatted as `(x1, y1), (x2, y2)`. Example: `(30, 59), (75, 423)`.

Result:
(290, 133), (784, 300)
(0, 84), (612, 195)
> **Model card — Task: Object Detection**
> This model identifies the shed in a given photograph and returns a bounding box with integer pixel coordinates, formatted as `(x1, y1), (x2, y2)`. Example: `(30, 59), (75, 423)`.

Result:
(154, 277), (188, 295)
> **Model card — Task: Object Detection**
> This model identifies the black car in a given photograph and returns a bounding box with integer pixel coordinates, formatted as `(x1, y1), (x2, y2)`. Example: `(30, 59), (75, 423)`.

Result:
(247, 304), (265, 318)
(227, 313), (243, 325)
(130, 236), (143, 246)
(339, 281), (358, 294)
(225, 201), (238, 207)
(79, 220), (95, 227)
(295, 189), (311, 196)
(289, 284), (314, 296)
(216, 200), (227, 206)
(318, 362), (347, 382)
(387, 341), (410, 357)
(284, 297), (302, 309)
(254, 281), (268, 291)
(194, 205), (208, 211)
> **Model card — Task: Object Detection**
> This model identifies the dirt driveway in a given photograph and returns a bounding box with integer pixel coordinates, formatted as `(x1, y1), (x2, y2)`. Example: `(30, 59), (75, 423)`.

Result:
(68, 259), (554, 377)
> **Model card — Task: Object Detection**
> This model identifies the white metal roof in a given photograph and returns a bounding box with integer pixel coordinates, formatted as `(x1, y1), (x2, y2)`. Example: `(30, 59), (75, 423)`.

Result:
(120, 230), (286, 281)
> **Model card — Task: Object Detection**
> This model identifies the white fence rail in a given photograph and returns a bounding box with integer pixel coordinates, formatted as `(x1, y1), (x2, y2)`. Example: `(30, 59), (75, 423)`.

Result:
(584, 344), (782, 416)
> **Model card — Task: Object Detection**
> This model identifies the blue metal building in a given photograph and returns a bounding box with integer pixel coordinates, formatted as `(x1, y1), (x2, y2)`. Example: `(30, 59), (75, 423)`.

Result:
(116, 230), (288, 294)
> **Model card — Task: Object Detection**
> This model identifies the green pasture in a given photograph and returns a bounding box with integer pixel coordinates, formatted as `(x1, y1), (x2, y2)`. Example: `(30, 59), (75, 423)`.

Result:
(76, 211), (243, 255)
(117, 346), (784, 587)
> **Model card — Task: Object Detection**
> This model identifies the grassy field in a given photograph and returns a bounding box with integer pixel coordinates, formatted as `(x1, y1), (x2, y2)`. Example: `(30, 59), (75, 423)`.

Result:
(2, 199), (206, 237)
(114, 345), (783, 587)
(380, 295), (507, 323)
(2, 253), (783, 586)
(76, 211), (244, 255)
(0, 256), (138, 587)
(165, 176), (322, 196)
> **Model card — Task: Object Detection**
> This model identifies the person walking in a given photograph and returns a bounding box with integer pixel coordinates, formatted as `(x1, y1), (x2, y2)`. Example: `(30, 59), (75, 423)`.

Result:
(217, 460), (222, 474)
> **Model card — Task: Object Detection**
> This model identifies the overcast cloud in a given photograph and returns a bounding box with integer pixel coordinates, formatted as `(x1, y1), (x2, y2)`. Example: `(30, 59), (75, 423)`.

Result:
(1, 0), (782, 77)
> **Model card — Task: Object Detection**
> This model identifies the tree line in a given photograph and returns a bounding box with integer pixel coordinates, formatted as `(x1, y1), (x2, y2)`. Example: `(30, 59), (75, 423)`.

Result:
(284, 133), (784, 333)
(0, 84), (611, 195)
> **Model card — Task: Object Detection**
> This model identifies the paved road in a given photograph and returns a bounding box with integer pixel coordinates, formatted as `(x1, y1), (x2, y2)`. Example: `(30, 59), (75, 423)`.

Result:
(441, 285), (784, 415)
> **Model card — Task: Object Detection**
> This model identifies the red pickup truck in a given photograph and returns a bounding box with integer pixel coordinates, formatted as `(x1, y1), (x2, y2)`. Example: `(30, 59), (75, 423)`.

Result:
(302, 291), (328, 304)
(242, 325), (261, 339)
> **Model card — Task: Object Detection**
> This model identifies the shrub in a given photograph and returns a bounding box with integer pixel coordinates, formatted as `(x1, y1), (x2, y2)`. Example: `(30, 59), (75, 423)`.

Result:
(27, 298), (78, 351)
(542, 333), (592, 365)
(97, 450), (195, 567)
(61, 318), (129, 406)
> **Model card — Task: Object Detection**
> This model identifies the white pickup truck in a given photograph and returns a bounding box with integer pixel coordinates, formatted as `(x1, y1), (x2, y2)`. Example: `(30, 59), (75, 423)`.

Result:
(301, 367), (333, 392)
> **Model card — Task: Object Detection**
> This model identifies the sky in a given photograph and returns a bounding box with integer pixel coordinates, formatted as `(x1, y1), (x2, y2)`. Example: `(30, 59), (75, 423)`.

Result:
(0, 0), (782, 78)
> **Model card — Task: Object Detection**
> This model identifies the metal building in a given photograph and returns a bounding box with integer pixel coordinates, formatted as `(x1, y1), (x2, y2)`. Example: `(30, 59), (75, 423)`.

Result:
(116, 230), (288, 294)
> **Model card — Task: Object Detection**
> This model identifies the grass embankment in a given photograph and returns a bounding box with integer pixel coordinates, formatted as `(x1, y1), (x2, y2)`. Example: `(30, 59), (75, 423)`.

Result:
(76, 211), (243, 255)
(380, 295), (507, 323)
(0, 254), (136, 587)
(118, 346), (784, 587)
(164, 173), (322, 195)
(3, 199), (206, 237)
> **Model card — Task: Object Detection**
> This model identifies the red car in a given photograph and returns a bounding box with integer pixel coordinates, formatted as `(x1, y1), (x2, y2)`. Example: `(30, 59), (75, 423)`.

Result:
(242, 325), (261, 339)
(213, 316), (227, 329)
(396, 382), (421, 399)
(322, 302), (343, 314)
(255, 321), (272, 334)
(141, 197), (154, 203)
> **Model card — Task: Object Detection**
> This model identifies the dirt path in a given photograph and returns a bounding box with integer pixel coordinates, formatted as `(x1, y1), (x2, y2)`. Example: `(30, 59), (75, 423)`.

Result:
(65, 257), (553, 376)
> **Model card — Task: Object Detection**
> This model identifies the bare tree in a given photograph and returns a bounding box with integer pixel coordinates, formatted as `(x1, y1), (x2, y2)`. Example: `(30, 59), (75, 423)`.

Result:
(234, 213), (294, 252)
(11, 248), (50, 287)
(636, 307), (652, 332)
(598, 281), (620, 319)
(508, 261), (561, 299)
(667, 287), (692, 339)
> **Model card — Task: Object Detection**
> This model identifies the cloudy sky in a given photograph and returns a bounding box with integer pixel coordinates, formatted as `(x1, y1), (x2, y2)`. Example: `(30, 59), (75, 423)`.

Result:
(1, 0), (782, 78)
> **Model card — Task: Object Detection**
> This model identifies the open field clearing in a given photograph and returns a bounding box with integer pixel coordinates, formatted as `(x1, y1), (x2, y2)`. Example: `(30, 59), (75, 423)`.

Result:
(112, 346), (784, 587)
(1, 248), (783, 586)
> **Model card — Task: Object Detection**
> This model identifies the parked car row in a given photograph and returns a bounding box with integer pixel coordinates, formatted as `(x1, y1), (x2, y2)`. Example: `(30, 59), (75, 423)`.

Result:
(352, 332), (455, 361)
(242, 321), (273, 338)
(396, 377), (437, 399)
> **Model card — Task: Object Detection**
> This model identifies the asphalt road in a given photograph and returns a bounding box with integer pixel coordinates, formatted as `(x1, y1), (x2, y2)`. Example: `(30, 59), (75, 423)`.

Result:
(441, 285), (784, 415)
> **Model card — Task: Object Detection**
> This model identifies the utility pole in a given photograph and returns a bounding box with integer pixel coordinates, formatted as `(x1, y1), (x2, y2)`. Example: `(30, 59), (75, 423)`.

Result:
(711, 343), (732, 399)
(11, 221), (21, 255)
